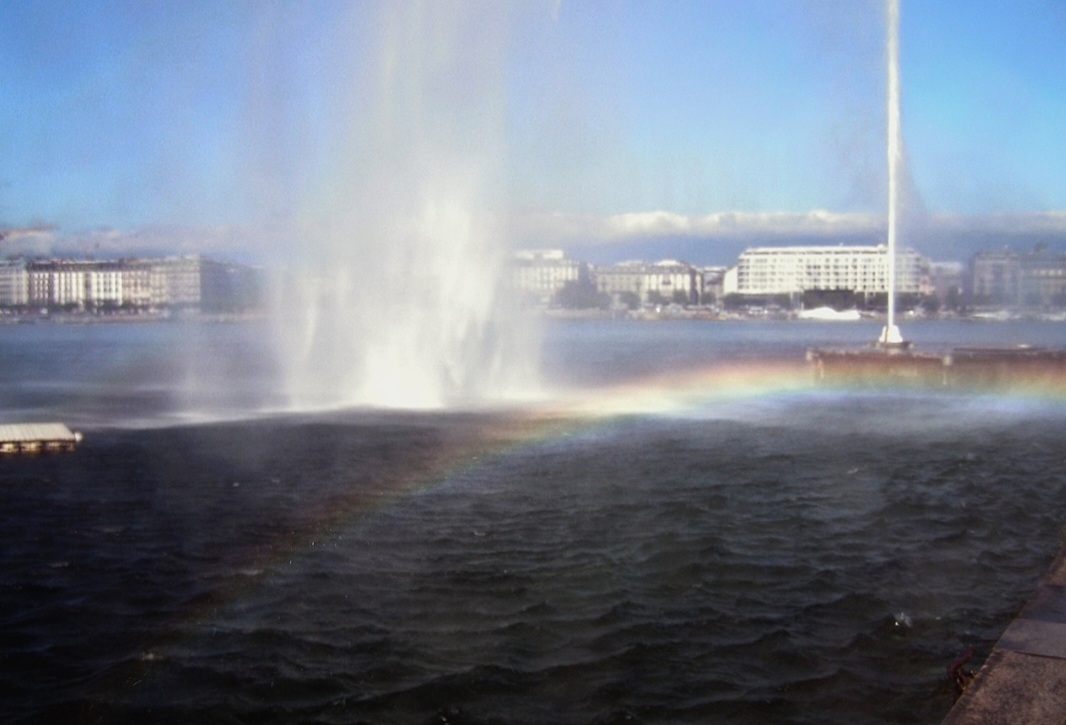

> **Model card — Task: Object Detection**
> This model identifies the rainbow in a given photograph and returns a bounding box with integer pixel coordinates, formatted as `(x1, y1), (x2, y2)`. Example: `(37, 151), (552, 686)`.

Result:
(112, 350), (1066, 697)
(148, 351), (1066, 595)
(116, 359), (817, 664)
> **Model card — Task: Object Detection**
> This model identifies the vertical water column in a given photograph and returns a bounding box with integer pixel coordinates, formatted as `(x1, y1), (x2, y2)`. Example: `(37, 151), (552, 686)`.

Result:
(272, 2), (537, 409)
(879, 0), (905, 347)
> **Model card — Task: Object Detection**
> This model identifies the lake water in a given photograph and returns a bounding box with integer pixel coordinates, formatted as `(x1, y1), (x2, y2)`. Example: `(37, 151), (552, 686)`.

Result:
(3, 318), (1066, 724)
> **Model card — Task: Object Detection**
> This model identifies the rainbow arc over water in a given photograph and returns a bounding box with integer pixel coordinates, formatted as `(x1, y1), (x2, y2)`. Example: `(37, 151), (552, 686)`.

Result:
(111, 348), (1066, 700)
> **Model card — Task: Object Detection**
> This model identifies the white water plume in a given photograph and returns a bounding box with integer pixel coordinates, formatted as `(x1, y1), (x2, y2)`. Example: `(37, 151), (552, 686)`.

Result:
(272, 2), (537, 410)
(880, 0), (903, 345)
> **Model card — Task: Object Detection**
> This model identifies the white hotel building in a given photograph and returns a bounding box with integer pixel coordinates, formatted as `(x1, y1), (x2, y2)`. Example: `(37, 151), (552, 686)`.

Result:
(735, 245), (929, 297)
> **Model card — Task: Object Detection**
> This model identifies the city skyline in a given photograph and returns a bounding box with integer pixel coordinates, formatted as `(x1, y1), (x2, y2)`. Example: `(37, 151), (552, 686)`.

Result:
(2, 1), (1064, 266)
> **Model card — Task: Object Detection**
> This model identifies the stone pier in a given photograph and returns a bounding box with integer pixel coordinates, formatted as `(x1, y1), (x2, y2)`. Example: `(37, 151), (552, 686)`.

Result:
(942, 545), (1066, 724)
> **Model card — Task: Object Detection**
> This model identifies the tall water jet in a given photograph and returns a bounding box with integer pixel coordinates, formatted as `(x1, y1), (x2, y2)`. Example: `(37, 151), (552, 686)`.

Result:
(271, 2), (536, 409)
(878, 0), (906, 347)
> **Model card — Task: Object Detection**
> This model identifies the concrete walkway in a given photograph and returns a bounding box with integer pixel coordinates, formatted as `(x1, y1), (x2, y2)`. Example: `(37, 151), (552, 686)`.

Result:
(942, 546), (1066, 724)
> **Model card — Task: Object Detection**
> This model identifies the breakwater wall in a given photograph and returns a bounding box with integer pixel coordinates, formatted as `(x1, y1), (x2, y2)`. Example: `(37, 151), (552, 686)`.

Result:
(807, 347), (1066, 389)
(942, 545), (1066, 723)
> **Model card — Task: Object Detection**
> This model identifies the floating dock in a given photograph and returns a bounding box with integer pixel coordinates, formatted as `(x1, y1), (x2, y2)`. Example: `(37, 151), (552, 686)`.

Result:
(0, 423), (83, 454)
(807, 346), (1066, 389)
(942, 545), (1066, 724)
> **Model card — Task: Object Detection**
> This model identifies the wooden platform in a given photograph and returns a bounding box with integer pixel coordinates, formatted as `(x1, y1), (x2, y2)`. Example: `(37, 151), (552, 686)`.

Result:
(943, 546), (1066, 724)
(0, 423), (83, 454)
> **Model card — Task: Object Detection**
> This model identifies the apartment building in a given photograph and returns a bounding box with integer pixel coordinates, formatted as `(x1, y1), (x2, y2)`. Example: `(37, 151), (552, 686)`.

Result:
(736, 245), (929, 296)
(0, 259), (29, 307)
(971, 249), (1066, 307)
(511, 249), (588, 305)
(0, 256), (259, 312)
(594, 260), (702, 306)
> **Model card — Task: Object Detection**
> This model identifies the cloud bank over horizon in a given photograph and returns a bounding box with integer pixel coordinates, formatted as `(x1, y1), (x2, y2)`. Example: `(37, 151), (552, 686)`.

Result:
(2, 1), (1064, 268)
(514, 208), (1066, 265)
(6, 208), (1066, 269)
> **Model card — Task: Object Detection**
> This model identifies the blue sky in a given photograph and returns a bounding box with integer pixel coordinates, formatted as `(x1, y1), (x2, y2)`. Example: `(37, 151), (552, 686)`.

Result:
(2, 0), (1064, 264)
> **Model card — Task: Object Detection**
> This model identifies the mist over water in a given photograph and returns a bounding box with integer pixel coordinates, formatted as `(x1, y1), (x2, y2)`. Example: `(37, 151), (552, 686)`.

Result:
(5, 320), (1066, 724)
(270, 2), (537, 410)
(6, 319), (1066, 725)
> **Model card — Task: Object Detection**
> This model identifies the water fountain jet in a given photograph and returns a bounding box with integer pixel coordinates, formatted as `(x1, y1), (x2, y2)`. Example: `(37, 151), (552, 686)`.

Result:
(877, 0), (909, 349)
(270, 2), (537, 410)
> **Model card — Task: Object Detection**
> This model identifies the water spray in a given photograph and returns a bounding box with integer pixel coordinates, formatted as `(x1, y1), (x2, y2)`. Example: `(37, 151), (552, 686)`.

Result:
(878, 0), (907, 349)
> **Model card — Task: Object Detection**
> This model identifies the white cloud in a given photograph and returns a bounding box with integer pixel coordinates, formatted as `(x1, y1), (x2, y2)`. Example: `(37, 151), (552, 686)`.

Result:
(0, 225), (57, 255)
(509, 208), (1066, 263)
(8, 209), (1066, 266)
(926, 211), (1066, 235)
(512, 209), (883, 247)
(0, 223), (260, 261)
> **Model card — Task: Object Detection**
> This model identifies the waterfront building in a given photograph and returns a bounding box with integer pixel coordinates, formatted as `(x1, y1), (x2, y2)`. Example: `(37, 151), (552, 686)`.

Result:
(1023, 253), (1066, 307)
(511, 249), (588, 306)
(85, 262), (125, 307)
(28, 259), (136, 310)
(721, 266), (739, 297)
(53, 265), (86, 308)
(927, 261), (966, 304)
(735, 245), (928, 297)
(971, 249), (1066, 308)
(6, 256), (260, 313)
(157, 256), (205, 309)
(701, 266), (728, 305)
(120, 260), (156, 309)
(27, 260), (89, 309)
(594, 259), (702, 306)
(0, 259), (29, 307)
(970, 250), (1021, 304)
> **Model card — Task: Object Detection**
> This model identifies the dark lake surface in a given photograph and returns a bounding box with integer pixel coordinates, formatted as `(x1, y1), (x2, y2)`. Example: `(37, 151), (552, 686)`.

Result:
(4, 318), (1066, 724)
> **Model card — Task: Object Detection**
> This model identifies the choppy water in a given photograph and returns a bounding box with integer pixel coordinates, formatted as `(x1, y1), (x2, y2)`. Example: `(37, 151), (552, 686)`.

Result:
(3, 319), (1066, 724)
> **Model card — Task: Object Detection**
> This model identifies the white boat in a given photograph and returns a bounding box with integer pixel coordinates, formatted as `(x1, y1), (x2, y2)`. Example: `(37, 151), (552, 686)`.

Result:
(0, 423), (82, 454)
(797, 307), (862, 321)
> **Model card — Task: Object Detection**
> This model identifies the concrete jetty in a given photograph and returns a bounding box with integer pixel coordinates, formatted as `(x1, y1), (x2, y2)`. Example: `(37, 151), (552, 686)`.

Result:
(807, 345), (1066, 389)
(942, 546), (1066, 724)
(0, 423), (82, 454)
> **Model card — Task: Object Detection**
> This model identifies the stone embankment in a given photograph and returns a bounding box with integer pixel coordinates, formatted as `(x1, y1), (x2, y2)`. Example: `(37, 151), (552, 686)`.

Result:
(943, 545), (1066, 724)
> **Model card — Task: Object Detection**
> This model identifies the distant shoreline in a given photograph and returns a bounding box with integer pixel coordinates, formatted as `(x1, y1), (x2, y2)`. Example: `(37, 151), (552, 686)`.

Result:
(0, 311), (267, 325)
(1, 308), (1061, 326)
(540, 308), (1066, 323)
